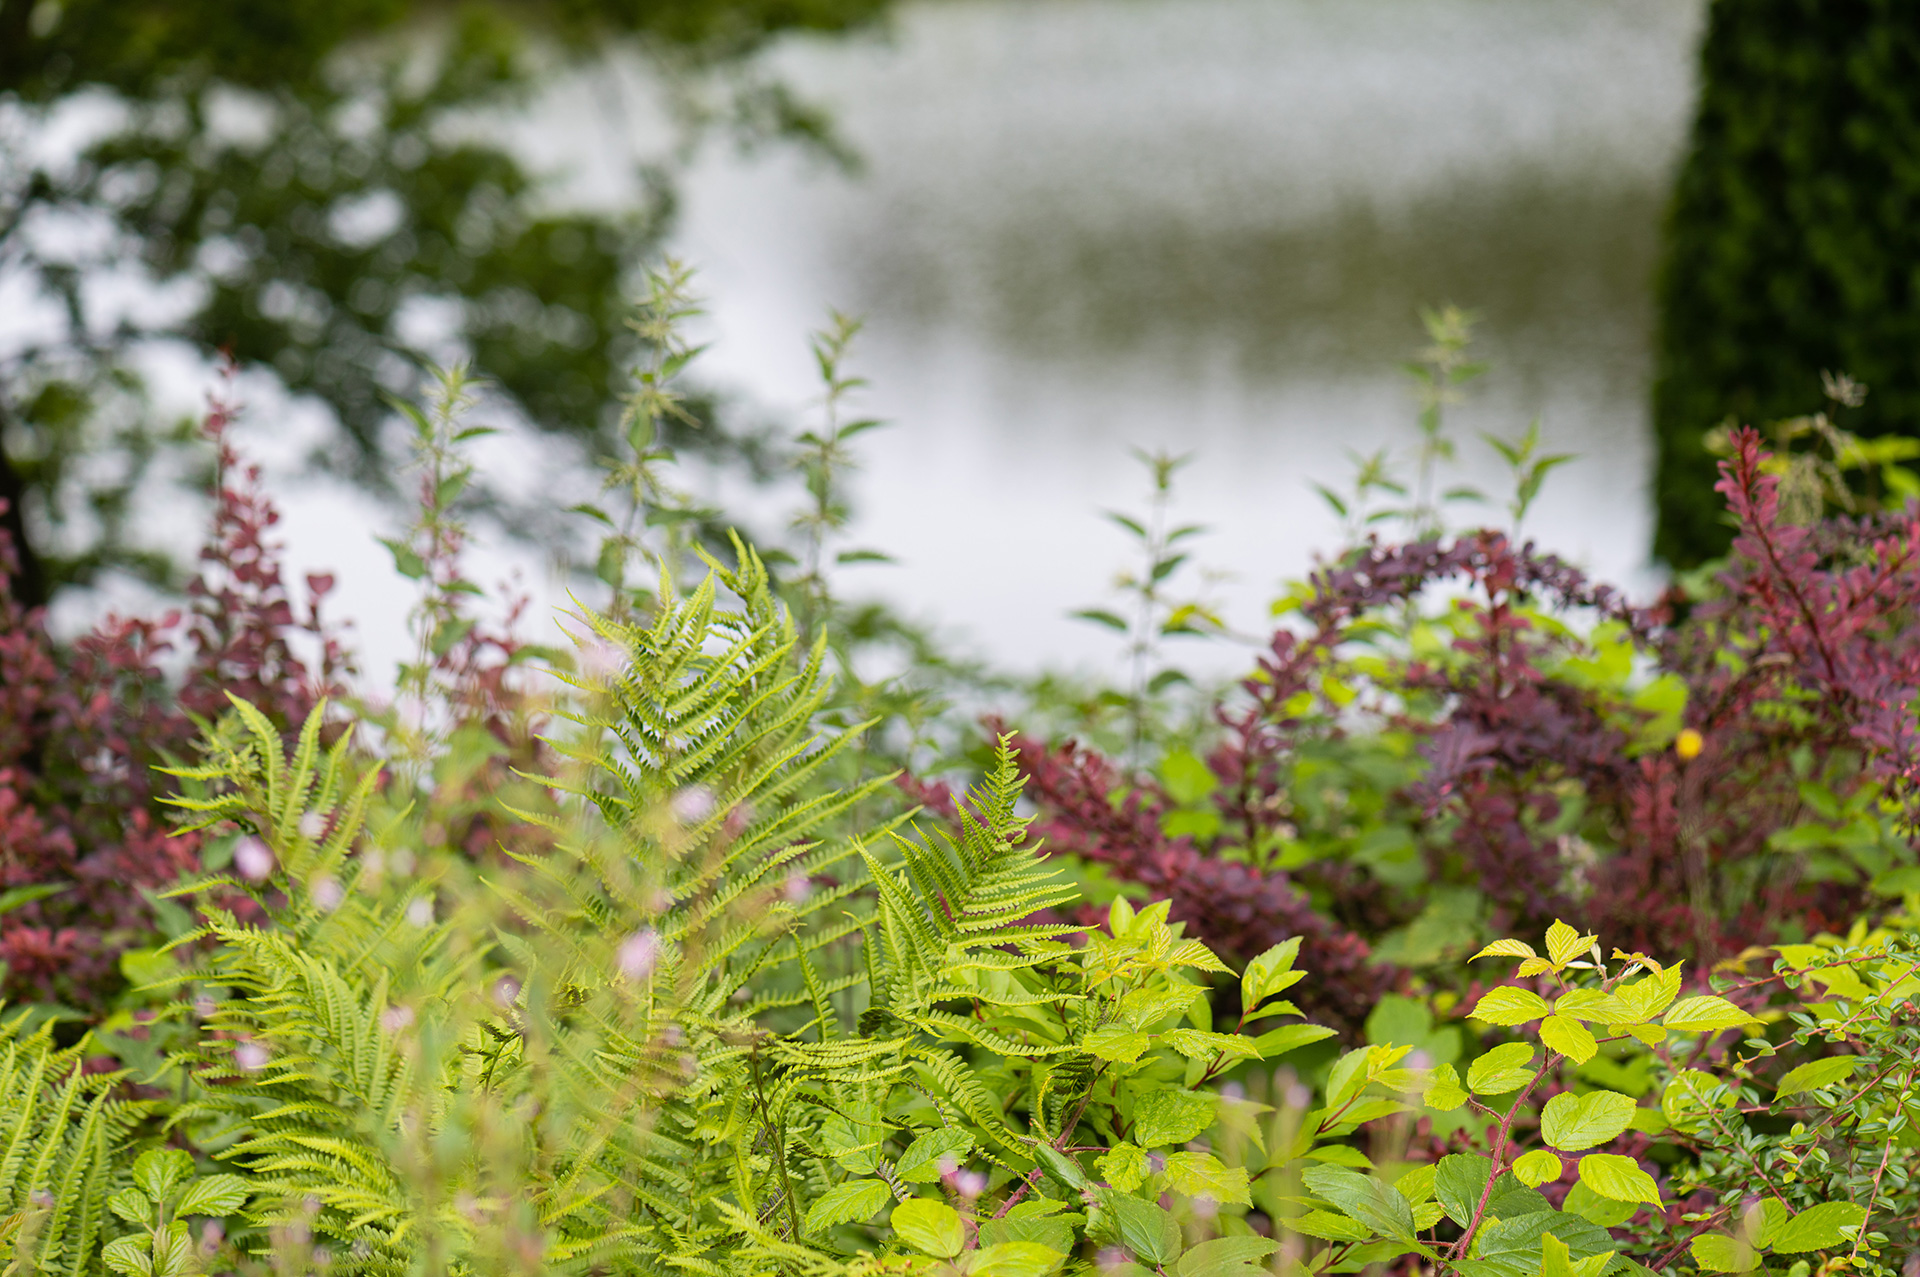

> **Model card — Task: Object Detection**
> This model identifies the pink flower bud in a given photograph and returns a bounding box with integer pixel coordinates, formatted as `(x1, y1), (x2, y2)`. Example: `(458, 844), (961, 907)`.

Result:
(618, 928), (661, 979)
(233, 836), (274, 881)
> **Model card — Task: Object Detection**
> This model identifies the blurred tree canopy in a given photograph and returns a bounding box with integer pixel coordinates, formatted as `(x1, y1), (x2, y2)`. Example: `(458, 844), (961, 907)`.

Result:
(1651, 0), (1920, 568)
(0, 0), (886, 604)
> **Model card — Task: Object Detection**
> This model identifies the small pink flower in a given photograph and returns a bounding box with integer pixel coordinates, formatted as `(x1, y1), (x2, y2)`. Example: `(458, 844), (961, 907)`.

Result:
(406, 896), (434, 927)
(671, 786), (716, 825)
(298, 811), (326, 840)
(618, 928), (661, 979)
(380, 1005), (415, 1033)
(233, 836), (274, 881)
(955, 1170), (987, 1198)
(493, 975), (522, 1007)
(784, 871), (812, 904)
(234, 1041), (270, 1071)
(312, 878), (345, 910)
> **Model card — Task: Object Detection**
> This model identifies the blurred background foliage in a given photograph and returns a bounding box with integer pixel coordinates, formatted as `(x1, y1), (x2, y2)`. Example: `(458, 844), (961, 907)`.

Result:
(0, 0), (888, 604)
(1653, 0), (1920, 567)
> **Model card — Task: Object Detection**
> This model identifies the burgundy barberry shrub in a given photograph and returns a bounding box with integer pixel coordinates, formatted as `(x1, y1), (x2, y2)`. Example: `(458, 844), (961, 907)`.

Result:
(0, 385), (346, 1009)
(982, 429), (1920, 1005)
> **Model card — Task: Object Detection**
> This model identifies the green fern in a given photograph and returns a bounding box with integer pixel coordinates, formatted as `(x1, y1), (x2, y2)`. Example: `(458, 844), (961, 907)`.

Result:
(153, 537), (1301, 1276)
(0, 1014), (141, 1277)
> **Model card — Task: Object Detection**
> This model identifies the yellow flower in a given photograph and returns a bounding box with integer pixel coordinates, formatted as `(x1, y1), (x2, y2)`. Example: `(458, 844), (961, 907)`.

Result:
(1675, 728), (1704, 760)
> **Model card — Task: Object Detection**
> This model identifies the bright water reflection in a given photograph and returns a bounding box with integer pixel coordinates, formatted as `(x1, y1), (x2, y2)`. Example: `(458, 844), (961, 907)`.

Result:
(671, 0), (1707, 673)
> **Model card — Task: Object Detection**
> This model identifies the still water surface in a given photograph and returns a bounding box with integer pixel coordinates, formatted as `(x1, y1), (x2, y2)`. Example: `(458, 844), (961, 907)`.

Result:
(664, 0), (1707, 673)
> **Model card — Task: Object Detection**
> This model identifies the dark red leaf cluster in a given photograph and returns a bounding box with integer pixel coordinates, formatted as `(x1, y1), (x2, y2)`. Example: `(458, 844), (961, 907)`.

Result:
(973, 428), (1919, 1003)
(0, 379), (347, 1009)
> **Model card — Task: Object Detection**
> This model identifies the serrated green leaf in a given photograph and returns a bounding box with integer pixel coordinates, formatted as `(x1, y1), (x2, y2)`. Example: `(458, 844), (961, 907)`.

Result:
(896, 1129), (973, 1183)
(1133, 1090), (1215, 1148)
(805, 1179), (894, 1235)
(1661, 995), (1756, 1034)
(1165, 1151), (1250, 1207)
(1099, 1143), (1148, 1192)
(1085, 1024), (1151, 1063)
(1434, 1154), (1492, 1228)
(892, 1198), (966, 1258)
(1253, 1023), (1335, 1060)
(1771, 1202), (1867, 1253)
(1774, 1056), (1861, 1097)
(1290, 1210), (1371, 1243)
(1513, 1150), (1563, 1187)
(1470, 987), (1550, 1026)
(1097, 1189), (1183, 1265)
(132, 1149), (193, 1200)
(1467, 1042), (1536, 1094)
(175, 1174), (249, 1217)
(1576, 1154), (1660, 1205)
(1175, 1236), (1278, 1277)
(1424, 1062), (1468, 1110)
(1540, 1090), (1637, 1151)
(1301, 1165), (1418, 1244)
(1539, 1014), (1597, 1064)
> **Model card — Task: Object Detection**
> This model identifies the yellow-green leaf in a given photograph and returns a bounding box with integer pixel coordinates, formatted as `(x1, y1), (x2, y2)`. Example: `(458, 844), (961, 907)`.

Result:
(1469, 987), (1550, 1026)
(1253, 1023), (1337, 1061)
(1611, 967), (1682, 1022)
(1554, 989), (1631, 1024)
(1466, 1042), (1536, 1095)
(805, 1179), (893, 1235)
(1085, 1024), (1151, 1063)
(1774, 1056), (1862, 1097)
(1472, 938), (1538, 962)
(1424, 1063), (1468, 1111)
(1546, 920), (1596, 966)
(1164, 1151), (1251, 1207)
(970, 1241), (1069, 1277)
(892, 1199), (966, 1258)
(1133, 1090), (1215, 1148)
(1689, 1235), (1758, 1273)
(1539, 1014), (1598, 1064)
(1290, 1210), (1370, 1242)
(1163, 1028), (1261, 1062)
(1576, 1153), (1661, 1205)
(1539, 1090), (1637, 1151)
(1512, 1149), (1562, 1187)
(1241, 938), (1304, 1008)
(1661, 995), (1757, 1034)
(896, 1130), (974, 1183)
(1098, 1143), (1148, 1193)
(1771, 1202), (1868, 1253)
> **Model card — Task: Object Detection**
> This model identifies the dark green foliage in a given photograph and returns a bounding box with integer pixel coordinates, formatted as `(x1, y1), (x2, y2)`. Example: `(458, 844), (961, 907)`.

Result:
(0, 0), (887, 599)
(1652, 0), (1920, 566)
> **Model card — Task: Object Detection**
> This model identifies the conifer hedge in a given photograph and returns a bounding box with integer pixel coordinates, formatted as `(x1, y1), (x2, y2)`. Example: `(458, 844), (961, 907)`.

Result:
(1652, 0), (1920, 566)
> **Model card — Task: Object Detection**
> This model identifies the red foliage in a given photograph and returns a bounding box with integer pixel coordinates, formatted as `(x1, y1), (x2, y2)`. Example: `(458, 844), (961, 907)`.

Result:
(981, 429), (1920, 995)
(0, 377), (348, 1008)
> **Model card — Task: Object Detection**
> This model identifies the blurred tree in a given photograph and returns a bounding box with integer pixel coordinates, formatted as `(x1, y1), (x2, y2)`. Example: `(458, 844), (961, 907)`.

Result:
(0, 0), (883, 604)
(1651, 0), (1920, 568)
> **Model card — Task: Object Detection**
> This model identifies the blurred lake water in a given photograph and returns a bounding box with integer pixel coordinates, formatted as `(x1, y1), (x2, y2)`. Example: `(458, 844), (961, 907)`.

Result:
(664, 0), (1708, 673)
(45, 0), (1702, 684)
